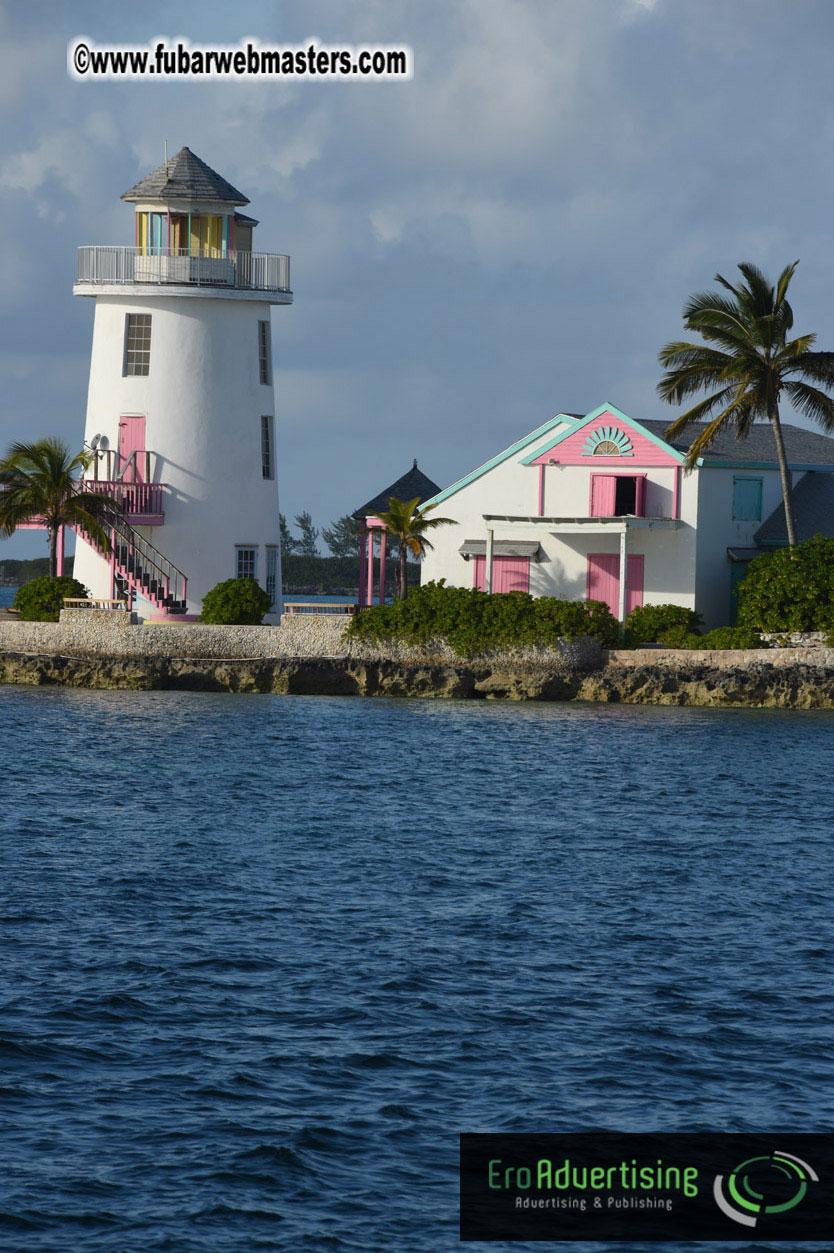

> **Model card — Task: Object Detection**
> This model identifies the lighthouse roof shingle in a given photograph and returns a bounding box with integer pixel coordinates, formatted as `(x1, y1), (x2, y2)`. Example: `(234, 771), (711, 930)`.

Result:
(121, 147), (249, 206)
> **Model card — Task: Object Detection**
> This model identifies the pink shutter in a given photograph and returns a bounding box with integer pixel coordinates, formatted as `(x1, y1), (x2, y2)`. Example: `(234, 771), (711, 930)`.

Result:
(587, 553), (644, 618)
(473, 555), (531, 593)
(634, 476), (646, 517)
(590, 475), (617, 516)
(493, 556), (530, 593)
(626, 554), (644, 615)
(586, 553), (620, 616)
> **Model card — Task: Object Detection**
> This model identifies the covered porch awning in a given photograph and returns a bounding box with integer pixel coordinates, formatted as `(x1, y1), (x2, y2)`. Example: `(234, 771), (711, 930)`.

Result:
(726, 546), (762, 563)
(477, 514), (683, 622)
(482, 514), (683, 534)
(459, 539), (543, 561)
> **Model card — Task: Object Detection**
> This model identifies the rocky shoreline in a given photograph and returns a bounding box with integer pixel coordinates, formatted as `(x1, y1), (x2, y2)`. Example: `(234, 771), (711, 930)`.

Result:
(0, 610), (832, 706)
(3, 643), (834, 707)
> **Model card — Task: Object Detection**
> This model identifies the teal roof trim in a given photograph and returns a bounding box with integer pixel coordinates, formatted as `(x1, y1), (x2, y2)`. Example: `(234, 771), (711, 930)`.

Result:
(421, 414), (580, 508)
(520, 402), (687, 465)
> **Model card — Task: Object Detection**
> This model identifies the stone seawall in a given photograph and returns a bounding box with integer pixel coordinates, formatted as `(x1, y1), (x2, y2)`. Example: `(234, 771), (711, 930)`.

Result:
(1, 615), (834, 706)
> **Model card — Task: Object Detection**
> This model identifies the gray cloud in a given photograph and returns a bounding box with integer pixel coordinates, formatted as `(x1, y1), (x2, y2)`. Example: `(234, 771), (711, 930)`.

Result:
(2, 0), (834, 562)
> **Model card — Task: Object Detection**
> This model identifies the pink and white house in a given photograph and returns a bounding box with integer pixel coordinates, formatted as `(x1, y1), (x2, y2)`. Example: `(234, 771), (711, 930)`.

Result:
(420, 403), (834, 627)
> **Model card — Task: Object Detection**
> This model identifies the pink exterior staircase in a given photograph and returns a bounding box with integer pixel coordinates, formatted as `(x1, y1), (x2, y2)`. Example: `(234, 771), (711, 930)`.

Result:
(74, 510), (187, 614)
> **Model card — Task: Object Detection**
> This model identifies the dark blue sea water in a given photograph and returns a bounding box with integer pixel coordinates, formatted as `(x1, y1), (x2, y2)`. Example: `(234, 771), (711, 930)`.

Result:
(1, 687), (833, 1252)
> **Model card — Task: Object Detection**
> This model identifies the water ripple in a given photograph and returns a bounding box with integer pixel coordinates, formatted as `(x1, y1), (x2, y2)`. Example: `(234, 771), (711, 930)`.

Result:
(1, 688), (832, 1251)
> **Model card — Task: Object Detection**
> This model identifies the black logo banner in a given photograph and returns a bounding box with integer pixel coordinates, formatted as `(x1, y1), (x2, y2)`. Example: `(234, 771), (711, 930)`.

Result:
(460, 1133), (834, 1241)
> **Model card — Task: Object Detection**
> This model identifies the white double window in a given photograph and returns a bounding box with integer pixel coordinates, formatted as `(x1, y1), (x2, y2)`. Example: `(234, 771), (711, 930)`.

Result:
(235, 546), (258, 581)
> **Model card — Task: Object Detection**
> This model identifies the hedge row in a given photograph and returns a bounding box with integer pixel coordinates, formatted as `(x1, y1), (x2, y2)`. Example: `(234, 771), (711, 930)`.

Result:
(347, 582), (622, 654)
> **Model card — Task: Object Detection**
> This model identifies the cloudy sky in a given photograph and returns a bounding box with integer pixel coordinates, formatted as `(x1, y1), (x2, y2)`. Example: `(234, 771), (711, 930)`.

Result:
(2, 0), (834, 559)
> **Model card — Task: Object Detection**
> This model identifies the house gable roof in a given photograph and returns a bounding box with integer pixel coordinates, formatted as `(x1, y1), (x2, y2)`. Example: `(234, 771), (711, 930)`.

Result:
(422, 403), (834, 515)
(637, 420), (834, 469)
(353, 461), (442, 519)
(421, 413), (582, 508)
(121, 147), (250, 206)
(520, 403), (687, 466)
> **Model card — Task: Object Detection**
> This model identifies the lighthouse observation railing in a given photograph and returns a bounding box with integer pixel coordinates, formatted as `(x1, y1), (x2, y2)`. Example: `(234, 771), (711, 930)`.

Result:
(76, 247), (291, 294)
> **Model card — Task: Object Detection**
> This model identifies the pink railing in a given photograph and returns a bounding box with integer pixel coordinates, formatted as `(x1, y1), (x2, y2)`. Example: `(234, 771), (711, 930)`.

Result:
(1, 480), (165, 525)
(85, 480), (165, 520)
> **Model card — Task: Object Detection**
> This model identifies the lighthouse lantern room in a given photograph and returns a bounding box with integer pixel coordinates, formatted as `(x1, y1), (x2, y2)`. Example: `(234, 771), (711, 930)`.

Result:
(73, 146), (292, 620)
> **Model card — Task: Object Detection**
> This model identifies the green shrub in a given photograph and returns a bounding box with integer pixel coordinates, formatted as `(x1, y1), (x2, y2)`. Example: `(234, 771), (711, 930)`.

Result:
(736, 535), (834, 631)
(625, 602), (702, 644)
(346, 581), (622, 655)
(655, 623), (764, 650)
(656, 624), (703, 649)
(13, 575), (89, 622)
(699, 626), (764, 650)
(200, 577), (272, 625)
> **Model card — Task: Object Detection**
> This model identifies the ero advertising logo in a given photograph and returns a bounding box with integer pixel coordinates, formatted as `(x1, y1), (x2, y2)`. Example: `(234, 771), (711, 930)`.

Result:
(713, 1149), (818, 1228)
(460, 1133), (832, 1242)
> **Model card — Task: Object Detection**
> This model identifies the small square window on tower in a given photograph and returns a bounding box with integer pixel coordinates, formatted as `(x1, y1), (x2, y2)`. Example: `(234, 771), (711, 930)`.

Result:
(261, 415), (275, 479)
(258, 320), (272, 384)
(236, 546), (258, 581)
(124, 313), (152, 376)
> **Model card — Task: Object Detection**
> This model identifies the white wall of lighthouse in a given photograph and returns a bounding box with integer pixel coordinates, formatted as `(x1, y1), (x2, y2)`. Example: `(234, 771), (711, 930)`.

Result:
(71, 146), (292, 620)
(73, 292), (282, 617)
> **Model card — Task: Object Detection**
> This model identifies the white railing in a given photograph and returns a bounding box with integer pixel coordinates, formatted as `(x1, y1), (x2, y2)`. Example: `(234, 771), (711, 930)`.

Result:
(76, 247), (291, 294)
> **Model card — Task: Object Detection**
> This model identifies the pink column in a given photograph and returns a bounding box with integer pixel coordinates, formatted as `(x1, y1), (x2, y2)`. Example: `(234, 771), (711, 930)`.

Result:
(110, 534), (117, 600)
(378, 526), (387, 605)
(366, 527), (375, 606)
(358, 529), (367, 607)
(56, 526), (65, 577)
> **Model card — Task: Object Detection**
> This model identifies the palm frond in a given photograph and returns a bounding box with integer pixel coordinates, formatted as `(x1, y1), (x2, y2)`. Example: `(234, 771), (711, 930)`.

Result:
(675, 393), (759, 468)
(788, 350), (834, 387)
(782, 381), (834, 435)
(661, 384), (736, 425)
(773, 260), (800, 314)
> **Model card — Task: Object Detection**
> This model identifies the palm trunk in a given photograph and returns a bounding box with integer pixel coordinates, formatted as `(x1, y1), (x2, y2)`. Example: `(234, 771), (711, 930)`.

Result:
(768, 403), (797, 548)
(48, 525), (58, 578)
(399, 545), (408, 600)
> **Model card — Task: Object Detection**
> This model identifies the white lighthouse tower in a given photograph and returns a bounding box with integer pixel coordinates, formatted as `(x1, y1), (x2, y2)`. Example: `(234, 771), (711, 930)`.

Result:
(72, 147), (292, 620)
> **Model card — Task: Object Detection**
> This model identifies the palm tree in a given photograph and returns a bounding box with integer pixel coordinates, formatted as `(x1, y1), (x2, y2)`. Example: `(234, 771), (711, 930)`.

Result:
(0, 438), (121, 577)
(658, 261), (834, 547)
(374, 496), (453, 600)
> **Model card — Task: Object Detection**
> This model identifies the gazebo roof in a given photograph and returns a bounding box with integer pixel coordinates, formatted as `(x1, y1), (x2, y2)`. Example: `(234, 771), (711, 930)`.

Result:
(353, 460), (442, 519)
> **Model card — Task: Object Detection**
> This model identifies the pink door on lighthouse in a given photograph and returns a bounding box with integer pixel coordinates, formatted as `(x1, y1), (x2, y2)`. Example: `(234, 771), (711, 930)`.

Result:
(118, 415), (146, 482)
(586, 553), (644, 618)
